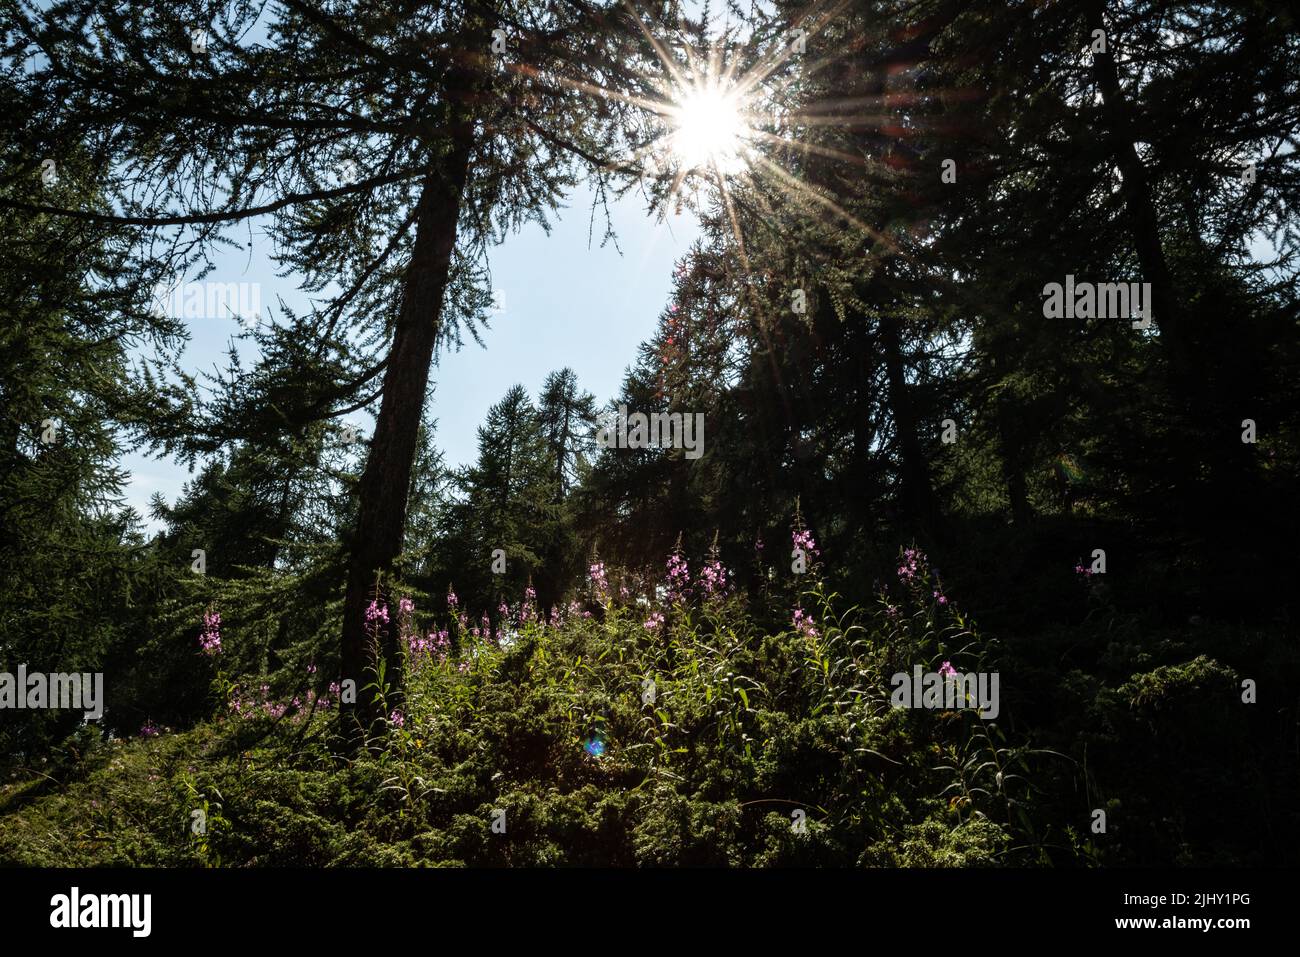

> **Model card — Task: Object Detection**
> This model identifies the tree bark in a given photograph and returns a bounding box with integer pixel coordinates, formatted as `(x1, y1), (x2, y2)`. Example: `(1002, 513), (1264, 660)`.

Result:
(880, 309), (938, 532)
(1088, 0), (1190, 378)
(339, 130), (474, 750)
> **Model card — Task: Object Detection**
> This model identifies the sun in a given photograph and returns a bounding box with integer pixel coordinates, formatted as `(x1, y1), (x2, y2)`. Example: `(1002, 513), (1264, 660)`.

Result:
(668, 84), (752, 175)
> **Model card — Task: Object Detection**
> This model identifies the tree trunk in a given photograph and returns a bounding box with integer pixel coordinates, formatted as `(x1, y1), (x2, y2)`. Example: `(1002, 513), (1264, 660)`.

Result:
(880, 309), (938, 532)
(1088, 0), (1190, 378)
(339, 132), (474, 750)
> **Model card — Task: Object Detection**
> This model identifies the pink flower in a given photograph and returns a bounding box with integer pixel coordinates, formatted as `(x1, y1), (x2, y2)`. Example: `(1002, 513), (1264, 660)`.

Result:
(644, 612), (665, 632)
(666, 549), (690, 603)
(792, 527), (820, 560)
(792, 607), (818, 640)
(699, 559), (729, 599)
(897, 547), (925, 583)
(389, 709), (405, 729)
(199, 609), (222, 654)
(365, 599), (389, 625)
(588, 561), (609, 596)
(939, 661), (957, 678)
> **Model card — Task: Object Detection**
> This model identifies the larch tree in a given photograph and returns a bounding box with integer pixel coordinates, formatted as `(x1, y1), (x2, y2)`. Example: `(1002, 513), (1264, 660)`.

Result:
(2, 0), (699, 746)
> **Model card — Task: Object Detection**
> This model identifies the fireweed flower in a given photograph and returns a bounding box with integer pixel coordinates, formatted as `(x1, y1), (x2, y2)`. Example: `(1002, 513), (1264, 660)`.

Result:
(365, 599), (389, 625)
(666, 549), (690, 603)
(1074, 562), (1094, 578)
(588, 561), (609, 597)
(644, 612), (665, 632)
(699, 555), (730, 599)
(199, 609), (222, 654)
(939, 660), (957, 678)
(318, 681), (341, 710)
(792, 527), (820, 560)
(792, 607), (818, 640)
(897, 547), (925, 583)
(140, 720), (160, 738)
(389, 709), (405, 729)
(398, 597), (414, 617)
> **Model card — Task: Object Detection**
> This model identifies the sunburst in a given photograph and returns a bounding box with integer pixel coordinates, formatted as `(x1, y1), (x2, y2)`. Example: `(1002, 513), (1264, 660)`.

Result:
(666, 81), (753, 175)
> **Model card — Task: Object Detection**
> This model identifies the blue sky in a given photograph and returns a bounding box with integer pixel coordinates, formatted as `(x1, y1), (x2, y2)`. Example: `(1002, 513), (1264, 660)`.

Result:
(119, 186), (700, 527)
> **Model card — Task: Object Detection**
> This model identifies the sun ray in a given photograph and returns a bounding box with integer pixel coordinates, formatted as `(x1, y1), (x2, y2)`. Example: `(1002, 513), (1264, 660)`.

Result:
(750, 152), (900, 255)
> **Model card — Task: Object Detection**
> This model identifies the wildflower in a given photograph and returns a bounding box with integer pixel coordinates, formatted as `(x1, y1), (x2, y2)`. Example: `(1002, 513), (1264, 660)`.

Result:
(140, 720), (160, 738)
(699, 534), (729, 599)
(398, 597), (414, 617)
(644, 612), (665, 632)
(792, 527), (820, 560)
(699, 559), (728, 598)
(939, 660), (957, 678)
(1074, 562), (1094, 578)
(933, 589), (948, 606)
(447, 586), (459, 609)
(588, 560), (609, 597)
(897, 547), (925, 583)
(389, 709), (405, 729)
(792, 606), (818, 640)
(365, 599), (389, 625)
(199, 609), (222, 655)
(522, 584), (537, 623)
(665, 546), (690, 603)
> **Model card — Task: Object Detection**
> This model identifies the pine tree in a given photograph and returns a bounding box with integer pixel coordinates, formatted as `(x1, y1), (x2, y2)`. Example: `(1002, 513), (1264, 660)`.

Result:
(3, 0), (684, 744)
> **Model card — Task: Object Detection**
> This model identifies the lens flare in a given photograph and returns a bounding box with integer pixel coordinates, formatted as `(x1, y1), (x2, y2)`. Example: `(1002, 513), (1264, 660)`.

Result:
(669, 85), (751, 174)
